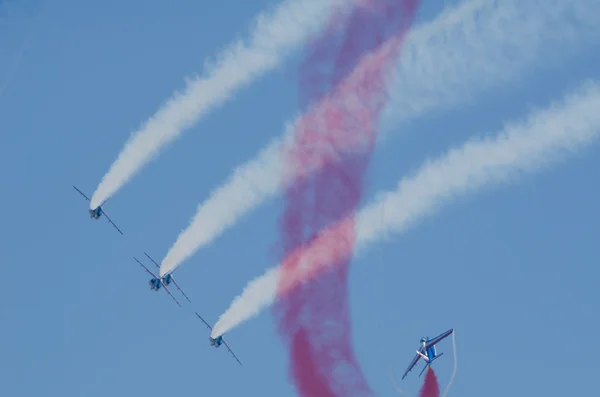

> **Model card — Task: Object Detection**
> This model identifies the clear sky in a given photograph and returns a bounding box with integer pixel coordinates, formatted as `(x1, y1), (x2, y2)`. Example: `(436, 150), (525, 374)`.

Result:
(1, 1), (599, 396)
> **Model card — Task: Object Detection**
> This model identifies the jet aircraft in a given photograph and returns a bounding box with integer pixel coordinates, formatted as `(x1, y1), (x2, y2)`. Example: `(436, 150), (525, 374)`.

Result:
(72, 185), (123, 235)
(401, 328), (454, 380)
(134, 252), (192, 307)
(195, 312), (242, 366)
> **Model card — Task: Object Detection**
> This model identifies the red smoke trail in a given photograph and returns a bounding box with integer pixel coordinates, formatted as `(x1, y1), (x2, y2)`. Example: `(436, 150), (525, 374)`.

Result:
(418, 368), (440, 397)
(273, 1), (420, 396)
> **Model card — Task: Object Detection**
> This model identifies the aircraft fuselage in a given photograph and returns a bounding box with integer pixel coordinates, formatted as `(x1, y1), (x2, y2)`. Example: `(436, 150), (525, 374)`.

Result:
(89, 207), (102, 219)
(210, 335), (223, 347)
(149, 275), (172, 291)
(426, 345), (437, 360)
(418, 337), (437, 362)
(149, 278), (161, 291)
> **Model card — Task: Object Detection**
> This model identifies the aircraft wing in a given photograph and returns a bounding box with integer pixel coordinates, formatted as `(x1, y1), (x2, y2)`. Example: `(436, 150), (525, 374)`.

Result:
(170, 278), (192, 303)
(72, 185), (90, 201)
(222, 339), (242, 366)
(145, 252), (161, 269)
(102, 210), (124, 235)
(134, 257), (159, 279)
(401, 352), (422, 380)
(194, 312), (242, 365)
(195, 312), (213, 330)
(162, 284), (182, 307)
(425, 329), (454, 350)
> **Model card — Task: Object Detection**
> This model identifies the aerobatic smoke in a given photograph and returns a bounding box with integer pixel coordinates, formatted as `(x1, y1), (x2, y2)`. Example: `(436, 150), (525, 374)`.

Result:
(159, 0), (600, 278)
(89, 0), (351, 209)
(418, 368), (440, 397)
(273, 0), (419, 395)
(441, 331), (457, 397)
(211, 80), (600, 339)
(288, 328), (337, 397)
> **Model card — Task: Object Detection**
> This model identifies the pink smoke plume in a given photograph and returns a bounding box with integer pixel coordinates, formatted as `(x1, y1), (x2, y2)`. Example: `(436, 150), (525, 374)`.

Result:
(418, 368), (440, 397)
(272, 0), (420, 396)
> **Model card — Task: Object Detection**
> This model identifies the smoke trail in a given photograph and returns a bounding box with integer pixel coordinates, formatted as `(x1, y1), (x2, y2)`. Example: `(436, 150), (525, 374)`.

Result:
(289, 328), (337, 397)
(274, 1), (419, 395)
(88, 0), (351, 209)
(419, 368), (440, 397)
(440, 331), (458, 397)
(158, 3), (414, 277)
(382, 0), (599, 129)
(158, 0), (600, 277)
(211, 79), (600, 337)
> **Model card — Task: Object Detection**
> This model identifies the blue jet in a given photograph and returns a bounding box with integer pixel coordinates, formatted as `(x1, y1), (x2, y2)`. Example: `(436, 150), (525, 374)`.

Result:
(134, 252), (192, 307)
(401, 328), (454, 380)
(72, 185), (123, 235)
(195, 312), (242, 366)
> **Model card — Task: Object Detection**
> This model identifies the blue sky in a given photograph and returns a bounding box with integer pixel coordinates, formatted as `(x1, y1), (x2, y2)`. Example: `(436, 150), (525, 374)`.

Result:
(1, 1), (599, 396)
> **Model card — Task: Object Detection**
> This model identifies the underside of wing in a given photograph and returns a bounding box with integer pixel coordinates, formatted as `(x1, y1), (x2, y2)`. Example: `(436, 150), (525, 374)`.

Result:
(222, 339), (242, 366)
(72, 185), (90, 201)
(195, 312), (213, 330)
(402, 353), (421, 380)
(102, 210), (124, 235)
(144, 252), (160, 269)
(162, 284), (182, 307)
(170, 277), (192, 304)
(134, 257), (159, 279)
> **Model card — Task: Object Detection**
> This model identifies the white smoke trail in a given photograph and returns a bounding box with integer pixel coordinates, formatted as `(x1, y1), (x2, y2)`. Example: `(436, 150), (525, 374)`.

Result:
(158, 23), (394, 276)
(158, 0), (600, 276)
(441, 331), (457, 397)
(381, 0), (599, 128)
(159, 130), (291, 276)
(89, 0), (349, 209)
(210, 79), (600, 337)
